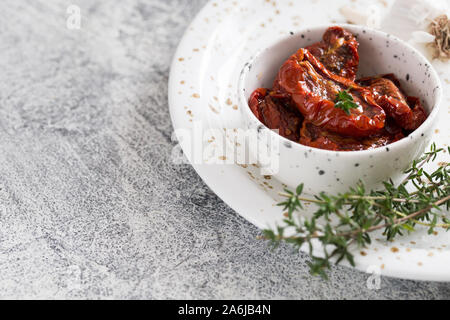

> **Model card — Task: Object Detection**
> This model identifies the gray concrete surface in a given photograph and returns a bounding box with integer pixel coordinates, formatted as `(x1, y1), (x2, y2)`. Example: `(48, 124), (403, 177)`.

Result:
(0, 0), (448, 300)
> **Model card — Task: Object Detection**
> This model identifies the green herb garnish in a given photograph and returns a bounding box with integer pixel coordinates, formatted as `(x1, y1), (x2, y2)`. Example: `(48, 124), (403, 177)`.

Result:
(334, 89), (359, 115)
(263, 144), (450, 280)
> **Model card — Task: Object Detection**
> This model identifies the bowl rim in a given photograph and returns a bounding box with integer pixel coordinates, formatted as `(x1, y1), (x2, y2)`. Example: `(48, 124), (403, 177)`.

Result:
(238, 24), (443, 157)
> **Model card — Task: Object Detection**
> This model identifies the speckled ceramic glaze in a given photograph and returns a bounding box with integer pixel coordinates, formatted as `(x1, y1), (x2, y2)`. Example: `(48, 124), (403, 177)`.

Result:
(239, 24), (443, 195)
(169, 0), (450, 281)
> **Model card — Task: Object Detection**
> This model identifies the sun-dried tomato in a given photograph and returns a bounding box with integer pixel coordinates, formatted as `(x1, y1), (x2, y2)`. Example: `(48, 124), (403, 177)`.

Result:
(248, 88), (268, 122)
(299, 120), (404, 151)
(358, 75), (428, 131)
(307, 26), (360, 81)
(273, 48), (386, 137)
(249, 89), (303, 141)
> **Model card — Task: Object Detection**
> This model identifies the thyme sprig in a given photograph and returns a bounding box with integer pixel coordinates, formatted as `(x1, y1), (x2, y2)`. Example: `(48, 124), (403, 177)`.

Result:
(263, 144), (450, 279)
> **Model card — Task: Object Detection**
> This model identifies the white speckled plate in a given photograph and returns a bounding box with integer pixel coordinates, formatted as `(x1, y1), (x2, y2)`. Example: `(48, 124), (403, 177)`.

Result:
(169, 0), (450, 281)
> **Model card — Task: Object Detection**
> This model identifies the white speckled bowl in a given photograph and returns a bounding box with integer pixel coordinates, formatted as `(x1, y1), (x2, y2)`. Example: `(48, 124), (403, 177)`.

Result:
(239, 24), (443, 195)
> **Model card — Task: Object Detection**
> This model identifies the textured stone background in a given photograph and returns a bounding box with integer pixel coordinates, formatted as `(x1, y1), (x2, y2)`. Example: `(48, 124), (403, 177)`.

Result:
(0, 0), (449, 300)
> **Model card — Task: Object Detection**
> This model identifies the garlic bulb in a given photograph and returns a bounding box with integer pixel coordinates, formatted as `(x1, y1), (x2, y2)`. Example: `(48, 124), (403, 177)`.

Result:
(410, 31), (436, 44)
(380, 0), (450, 61)
(338, 0), (449, 61)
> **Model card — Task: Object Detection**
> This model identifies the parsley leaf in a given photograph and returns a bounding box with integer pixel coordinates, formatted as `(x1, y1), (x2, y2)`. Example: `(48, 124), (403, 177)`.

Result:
(334, 90), (359, 115)
(263, 143), (450, 280)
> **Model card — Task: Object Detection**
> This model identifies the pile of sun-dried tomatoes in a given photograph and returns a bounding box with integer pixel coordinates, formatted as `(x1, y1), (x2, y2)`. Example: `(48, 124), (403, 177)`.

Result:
(249, 27), (427, 151)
